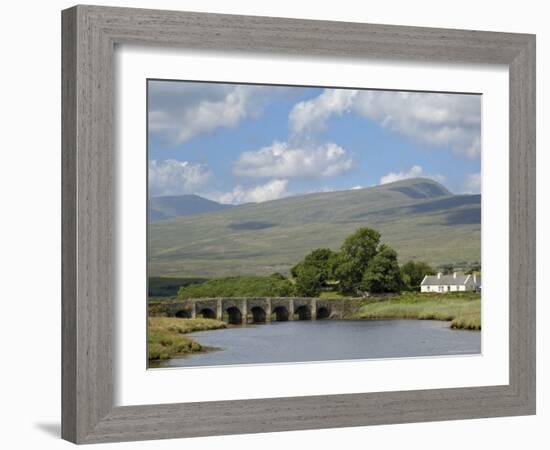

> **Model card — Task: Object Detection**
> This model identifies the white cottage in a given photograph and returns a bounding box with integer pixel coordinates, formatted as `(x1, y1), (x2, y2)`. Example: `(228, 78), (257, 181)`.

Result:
(420, 272), (481, 293)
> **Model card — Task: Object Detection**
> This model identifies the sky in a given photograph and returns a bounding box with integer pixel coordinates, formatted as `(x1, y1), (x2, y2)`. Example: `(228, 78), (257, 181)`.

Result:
(148, 80), (481, 204)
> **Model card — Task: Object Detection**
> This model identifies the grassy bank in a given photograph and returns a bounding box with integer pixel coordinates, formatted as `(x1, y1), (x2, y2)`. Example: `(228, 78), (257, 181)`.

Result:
(354, 292), (481, 330)
(318, 290), (358, 299)
(148, 317), (226, 361)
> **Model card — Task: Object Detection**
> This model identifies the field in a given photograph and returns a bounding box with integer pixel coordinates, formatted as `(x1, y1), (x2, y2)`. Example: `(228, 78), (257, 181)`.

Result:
(354, 292), (481, 330)
(148, 179), (480, 278)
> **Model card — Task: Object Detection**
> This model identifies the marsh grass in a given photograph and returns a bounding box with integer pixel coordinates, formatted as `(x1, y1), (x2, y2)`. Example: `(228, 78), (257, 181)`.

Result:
(147, 317), (226, 361)
(355, 292), (481, 330)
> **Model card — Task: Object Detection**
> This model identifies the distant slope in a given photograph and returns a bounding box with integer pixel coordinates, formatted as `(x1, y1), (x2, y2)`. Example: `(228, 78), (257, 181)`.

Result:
(148, 194), (233, 222)
(148, 178), (481, 277)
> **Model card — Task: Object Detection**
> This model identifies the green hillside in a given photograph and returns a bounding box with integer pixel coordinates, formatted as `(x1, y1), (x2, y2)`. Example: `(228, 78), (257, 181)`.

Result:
(148, 178), (481, 278)
(149, 194), (233, 222)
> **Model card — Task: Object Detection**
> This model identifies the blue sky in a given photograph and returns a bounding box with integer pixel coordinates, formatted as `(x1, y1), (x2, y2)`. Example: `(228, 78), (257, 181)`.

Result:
(148, 80), (481, 204)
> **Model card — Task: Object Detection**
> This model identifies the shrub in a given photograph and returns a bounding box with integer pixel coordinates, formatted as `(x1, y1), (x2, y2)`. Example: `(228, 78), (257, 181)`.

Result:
(177, 273), (294, 299)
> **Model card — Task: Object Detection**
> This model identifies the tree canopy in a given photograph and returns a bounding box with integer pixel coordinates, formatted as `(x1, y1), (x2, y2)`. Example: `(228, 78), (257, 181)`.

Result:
(291, 227), (411, 295)
(333, 227), (380, 292)
(291, 248), (337, 283)
(401, 260), (436, 291)
(293, 264), (323, 297)
(360, 244), (404, 293)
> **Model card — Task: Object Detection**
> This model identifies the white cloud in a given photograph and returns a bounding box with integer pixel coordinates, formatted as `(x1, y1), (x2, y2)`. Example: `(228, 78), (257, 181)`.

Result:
(212, 179), (290, 205)
(353, 91), (480, 158)
(148, 160), (211, 196)
(463, 172), (481, 194)
(148, 82), (267, 143)
(289, 89), (357, 136)
(380, 165), (423, 184)
(233, 141), (353, 179)
(289, 89), (481, 158)
(379, 165), (445, 185)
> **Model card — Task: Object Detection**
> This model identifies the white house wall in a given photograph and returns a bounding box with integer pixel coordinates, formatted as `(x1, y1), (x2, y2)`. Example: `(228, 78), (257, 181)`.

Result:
(420, 284), (474, 293)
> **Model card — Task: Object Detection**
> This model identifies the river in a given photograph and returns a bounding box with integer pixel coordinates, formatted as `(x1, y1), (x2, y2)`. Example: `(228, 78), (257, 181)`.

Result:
(157, 319), (481, 368)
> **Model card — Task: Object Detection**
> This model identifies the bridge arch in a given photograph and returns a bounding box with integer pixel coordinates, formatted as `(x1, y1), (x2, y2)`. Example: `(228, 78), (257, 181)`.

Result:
(272, 306), (289, 322)
(295, 305), (311, 320)
(316, 306), (330, 319)
(250, 306), (266, 323)
(174, 309), (191, 319)
(294, 305), (311, 320)
(198, 308), (216, 319)
(226, 306), (243, 324)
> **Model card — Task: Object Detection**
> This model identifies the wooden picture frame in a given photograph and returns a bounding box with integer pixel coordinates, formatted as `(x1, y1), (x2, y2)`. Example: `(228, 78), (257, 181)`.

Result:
(62, 5), (536, 444)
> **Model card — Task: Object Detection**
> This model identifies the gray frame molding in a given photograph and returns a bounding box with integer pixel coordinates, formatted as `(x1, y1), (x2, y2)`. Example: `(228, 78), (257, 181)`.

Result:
(62, 5), (536, 444)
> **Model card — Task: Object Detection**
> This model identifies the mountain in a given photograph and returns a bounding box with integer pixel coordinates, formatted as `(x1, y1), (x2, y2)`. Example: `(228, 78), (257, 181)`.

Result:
(148, 194), (233, 222)
(148, 178), (481, 278)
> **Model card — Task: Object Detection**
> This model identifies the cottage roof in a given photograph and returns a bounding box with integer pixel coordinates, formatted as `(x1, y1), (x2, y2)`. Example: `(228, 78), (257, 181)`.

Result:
(421, 273), (471, 286)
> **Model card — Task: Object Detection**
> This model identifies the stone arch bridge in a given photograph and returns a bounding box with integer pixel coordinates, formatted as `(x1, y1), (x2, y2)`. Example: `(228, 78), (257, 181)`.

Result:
(149, 297), (361, 325)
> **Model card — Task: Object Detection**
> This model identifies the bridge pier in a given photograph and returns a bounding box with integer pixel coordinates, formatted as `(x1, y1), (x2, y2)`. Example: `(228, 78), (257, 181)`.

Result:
(289, 299), (294, 321)
(216, 299), (223, 321)
(266, 299), (272, 322)
(241, 298), (247, 325)
(191, 302), (196, 319)
(311, 299), (317, 320)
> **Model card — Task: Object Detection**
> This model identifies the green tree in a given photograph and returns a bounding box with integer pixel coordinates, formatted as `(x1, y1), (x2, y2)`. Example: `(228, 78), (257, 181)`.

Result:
(291, 248), (338, 284)
(439, 263), (455, 275)
(401, 260), (436, 291)
(360, 244), (403, 293)
(293, 265), (323, 297)
(334, 227), (381, 292)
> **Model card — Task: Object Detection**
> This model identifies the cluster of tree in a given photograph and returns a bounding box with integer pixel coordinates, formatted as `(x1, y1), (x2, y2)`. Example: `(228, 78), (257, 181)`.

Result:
(291, 227), (439, 296)
(175, 226), (472, 299)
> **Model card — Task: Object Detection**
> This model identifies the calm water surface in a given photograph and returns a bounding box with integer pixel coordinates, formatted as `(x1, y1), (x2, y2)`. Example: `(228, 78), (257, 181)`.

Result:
(158, 320), (481, 368)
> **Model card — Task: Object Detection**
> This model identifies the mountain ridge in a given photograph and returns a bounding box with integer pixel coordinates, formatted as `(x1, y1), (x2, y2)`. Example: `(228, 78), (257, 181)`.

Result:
(148, 194), (233, 222)
(148, 178), (481, 277)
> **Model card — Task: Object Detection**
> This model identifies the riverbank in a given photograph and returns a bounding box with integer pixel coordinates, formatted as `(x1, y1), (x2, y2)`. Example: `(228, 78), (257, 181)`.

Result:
(148, 317), (226, 362)
(353, 292), (481, 330)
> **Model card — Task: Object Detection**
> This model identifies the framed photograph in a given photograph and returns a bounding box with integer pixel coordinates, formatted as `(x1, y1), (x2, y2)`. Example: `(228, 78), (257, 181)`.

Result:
(62, 5), (536, 444)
